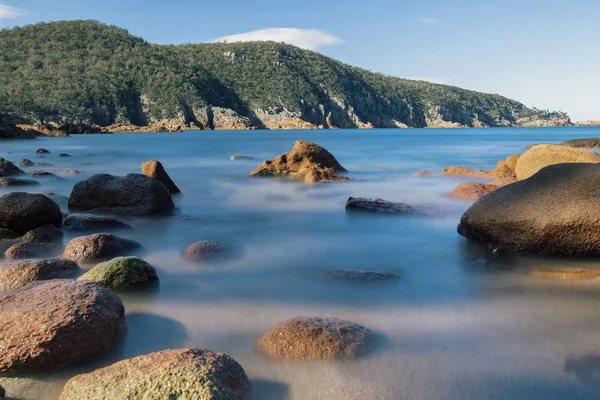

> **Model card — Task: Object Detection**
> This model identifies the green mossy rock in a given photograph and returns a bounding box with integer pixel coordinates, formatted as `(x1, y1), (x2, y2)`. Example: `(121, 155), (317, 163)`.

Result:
(78, 256), (158, 291)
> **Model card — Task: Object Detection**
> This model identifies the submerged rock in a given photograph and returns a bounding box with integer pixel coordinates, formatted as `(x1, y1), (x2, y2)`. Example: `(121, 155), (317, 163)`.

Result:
(249, 140), (347, 183)
(59, 348), (251, 400)
(0, 280), (125, 373)
(19, 158), (34, 167)
(59, 153), (73, 158)
(0, 177), (39, 187)
(63, 213), (131, 232)
(529, 267), (600, 281)
(448, 182), (498, 200)
(21, 224), (63, 244)
(0, 158), (24, 176)
(0, 259), (81, 290)
(442, 166), (488, 177)
(326, 269), (399, 282)
(35, 162), (55, 168)
(0, 192), (62, 233)
(78, 256), (158, 291)
(515, 144), (600, 180)
(68, 173), (175, 216)
(31, 171), (64, 180)
(141, 160), (181, 194)
(5, 242), (59, 260)
(231, 155), (254, 160)
(183, 240), (225, 262)
(257, 316), (373, 360)
(345, 197), (423, 214)
(62, 233), (141, 263)
(35, 148), (50, 154)
(459, 163), (600, 256)
(59, 169), (80, 175)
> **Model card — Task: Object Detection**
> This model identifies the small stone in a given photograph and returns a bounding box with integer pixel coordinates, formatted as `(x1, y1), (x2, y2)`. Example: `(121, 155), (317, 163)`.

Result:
(183, 240), (225, 262)
(346, 197), (424, 214)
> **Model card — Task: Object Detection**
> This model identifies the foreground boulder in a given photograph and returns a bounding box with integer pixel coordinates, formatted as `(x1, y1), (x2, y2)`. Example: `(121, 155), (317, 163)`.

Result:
(448, 182), (498, 200)
(0, 193), (62, 233)
(63, 213), (131, 232)
(5, 242), (59, 260)
(515, 144), (600, 180)
(68, 174), (175, 216)
(78, 256), (158, 291)
(0, 158), (24, 176)
(346, 197), (424, 214)
(326, 269), (399, 282)
(0, 177), (39, 187)
(459, 163), (600, 256)
(0, 280), (125, 373)
(257, 316), (373, 360)
(59, 348), (250, 400)
(141, 160), (180, 194)
(249, 140), (347, 183)
(62, 233), (141, 263)
(0, 259), (81, 290)
(183, 240), (225, 262)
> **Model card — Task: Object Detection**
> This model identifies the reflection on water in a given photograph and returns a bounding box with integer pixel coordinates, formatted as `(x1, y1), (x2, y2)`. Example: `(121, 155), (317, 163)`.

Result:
(2, 127), (600, 399)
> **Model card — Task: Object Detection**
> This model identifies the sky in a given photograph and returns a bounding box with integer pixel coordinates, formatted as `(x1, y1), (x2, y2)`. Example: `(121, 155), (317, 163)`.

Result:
(1, 0), (599, 121)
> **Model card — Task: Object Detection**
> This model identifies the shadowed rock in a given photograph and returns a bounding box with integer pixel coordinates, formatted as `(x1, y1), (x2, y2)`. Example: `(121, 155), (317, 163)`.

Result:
(448, 182), (498, 200)
(326, 269), (399, 282)
(183, 240), (225, 262)
(0, 259), (81, 290)
(0, 177), (39, 187)
(0, 158), (24, 176)
(21, 224), (63, 244)
(0, 192), (62, 234)
(78, 256), (158, 292)
(59, 169), (80, 175)
(63, 213), (131, 232)
(257, 316), (373, 360)
(5, 242), (59, 260)
(515, 144), (600, 180)
(0, 280), (125, 373)
(0, 229), (19, 240)
(141, 160), (180, 194)
(62, 233), (141, 263)
(346, 197), (424, 214)
(59, 348), (251, 400)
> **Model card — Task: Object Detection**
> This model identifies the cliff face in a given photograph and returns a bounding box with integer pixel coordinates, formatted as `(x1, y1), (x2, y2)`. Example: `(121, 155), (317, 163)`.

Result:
(0, 20), (570, 133)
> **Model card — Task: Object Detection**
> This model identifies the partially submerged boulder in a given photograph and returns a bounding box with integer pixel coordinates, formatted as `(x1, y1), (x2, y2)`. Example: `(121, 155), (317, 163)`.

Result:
(442, 166), (488, 177)
(346, 197), (424, 214)
(59, 348), (251, 400)
(249, 140), (347, 183)
(19, 159), (34, 167)
(183, 240), (225, 262)
(31, 171), (64, 180)
(0, 259), (81, 290)
(0, 158), (24, 176)
(141, 160), (181, 194)
(78, 256), (158, 291)
(0, 193), (62, 234)
(448, 182), (498, 200)
(459, 163), (600, 256)
(231, 155), (254, 160)
(326, 269), (399, 282)
(68, 174), (175, 216)
(62, 233), (141, 263)
(21, 224), (63, 244)
(63, 213), (131, 232)
(515, 144), (600, 180)
(0, 177), (39, 187)
(36, 148), (50, 154)
(5, 242), (59, 260)
(0, 280), (125, 373)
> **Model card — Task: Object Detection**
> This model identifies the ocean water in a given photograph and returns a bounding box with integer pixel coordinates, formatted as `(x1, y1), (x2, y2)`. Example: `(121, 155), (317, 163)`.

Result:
(2, 127), (600, 399)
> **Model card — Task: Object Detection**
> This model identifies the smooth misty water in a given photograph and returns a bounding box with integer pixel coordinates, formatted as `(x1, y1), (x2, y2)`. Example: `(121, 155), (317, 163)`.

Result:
(2, 127), (600, 399)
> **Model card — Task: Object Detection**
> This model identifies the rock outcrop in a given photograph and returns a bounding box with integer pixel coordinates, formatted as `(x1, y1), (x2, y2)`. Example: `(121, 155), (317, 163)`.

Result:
(514, 144), (600, 180)
(448, 182), (498, 200)
(0, 259), (81, 290)
(249, 140), (348, 184)
(0, 280), (125, 373)
(62, 233), (141, 263)
(0, 193), (62, 234)
(78, 256), (158, 291)
(59, 348), (251, 400)
(141, 160), (180, 194)
(68, 174), (175, 216)
(257, 316), (373, 360)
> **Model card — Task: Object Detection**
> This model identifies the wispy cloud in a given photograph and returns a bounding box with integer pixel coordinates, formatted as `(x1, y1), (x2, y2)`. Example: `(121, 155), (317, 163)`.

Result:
(0, 3), (25, 19)
(417, 17), (439, 24)
(209, 28), (344, 51)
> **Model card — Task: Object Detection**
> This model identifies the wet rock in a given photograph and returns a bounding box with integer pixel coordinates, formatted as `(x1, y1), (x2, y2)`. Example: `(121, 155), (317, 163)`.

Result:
(21, 224), (63, 244)
(35, 148), (50, 154)
(78, 256), (158, 292)
(19, 158), (34, 167)
(0, 228), (20, 240)
(141, 160), (181, 194)
(515, 144), (600, 180)
(529, 267), (600, 281)
(442, 166), (488, 177)
(257, 316), (373, 360)
(0, 280), (125, 373)
(249, 140), (347, 183)
(459, 163), (600, 256)
(0, 192), (62, 233)
(560, 137), (600, 148)
(63, 213), (131, 232)
(0, 258), (81, 290)
(59, 153), (73, 158)
(59, 348), (250, 400)
(0, 158), (24, 176)
(326, 269), (399, 282)
(231, 155), (254, 160)
(68, 173), (175, 216)
(345, 197), (422, 214)
(31, 171), (65, 180)
(59, 169), (80, 174)
(62, 233), (141, 263)
(448, 182), (498, 200)
(183, 240), (225, 262)
(35, 162), (55, 168)
(0, 177), (39, 187)
(5, 242), (59, 260)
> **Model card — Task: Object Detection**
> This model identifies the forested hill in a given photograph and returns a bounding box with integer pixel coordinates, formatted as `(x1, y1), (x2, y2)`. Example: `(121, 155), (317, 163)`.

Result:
(0, 20), (570, 133)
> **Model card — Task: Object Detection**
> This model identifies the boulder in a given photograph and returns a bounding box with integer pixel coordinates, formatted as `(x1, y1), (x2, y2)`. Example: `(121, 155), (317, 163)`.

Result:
(249, 140), (347, 183)
(257, 316), (373, 360)
(442, 166), (488, 177)
(31, 171), (64, 180)
(0, 228), (19, 240)
(560, 137), (600, 148)
(448, 182), (498, 200)
(141, 160), (181, 194)
(529, 267), (600, 281)
(68, 174), (175, 216)
(5, 243), (59, 260)
(63, 213), (131, 232)
(35, 148), (50, 154)
(0, 259), (81, 290)
(0, 177), (39, 187)
(78, 256), (158, 291)
(0, 280), (125, 373)
(59, 153), (73, 158)
(183, 240), (225, 262)
(0, 158), (24, 176)
(345, 197), (424, 214)
(19, 158), (34, 167)
(515, 144), (600, 180)
(0, 193), (62, 234)
(459, 163), (600, 256)
(325, 269), (399, 282)
(21, 224), (63, 244)
(62, 233), (141, 263)
(231, 155), (254, 160)
(59, 348), (251, 400)
(489, 154), (520, 182)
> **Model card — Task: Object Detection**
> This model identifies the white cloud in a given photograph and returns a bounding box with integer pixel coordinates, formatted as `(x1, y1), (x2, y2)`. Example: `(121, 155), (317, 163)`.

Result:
(209, 28), (344, 51)
(0, 3), (25, 19)
(417, 17), (439, 24)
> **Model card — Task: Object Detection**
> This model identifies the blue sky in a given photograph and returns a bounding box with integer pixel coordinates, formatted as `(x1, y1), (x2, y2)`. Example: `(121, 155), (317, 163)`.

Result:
(2, 0), (600, 121)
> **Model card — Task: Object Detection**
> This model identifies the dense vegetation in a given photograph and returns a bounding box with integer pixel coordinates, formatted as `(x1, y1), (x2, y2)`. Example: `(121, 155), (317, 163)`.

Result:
(0, 20), (569, 129)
